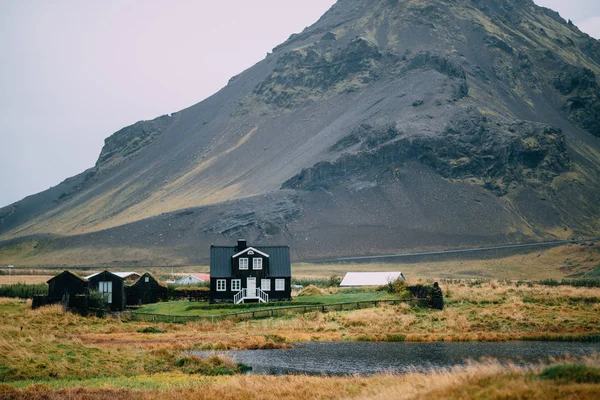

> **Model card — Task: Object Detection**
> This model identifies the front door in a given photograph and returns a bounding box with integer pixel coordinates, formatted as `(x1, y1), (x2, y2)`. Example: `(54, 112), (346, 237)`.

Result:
(247, 277), (256, 297)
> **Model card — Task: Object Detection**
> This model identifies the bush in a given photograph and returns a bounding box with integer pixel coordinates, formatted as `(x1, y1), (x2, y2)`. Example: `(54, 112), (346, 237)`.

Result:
(174, 355), (250, 375)
(298, 285), (325, 296)
(137, 326), (165, 334)
(0, 283), (47, 299)
(540, 364), (600, 383)
(292, 275), (341, 288)
(385, 334), (406, 342)
(538, 279), (600, 288)
(380, 277), (407, 294)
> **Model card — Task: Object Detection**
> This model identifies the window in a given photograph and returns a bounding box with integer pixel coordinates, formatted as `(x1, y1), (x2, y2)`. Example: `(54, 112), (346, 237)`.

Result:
(261, 279), (271, 291)
(253, 258), (263, 270)
(216, 279), (226, 291)
(231, 279), (241, 291)
(275, 279), (285, 291)
(239, 258), (248, 270)
(144, 276), (149, 282)
(98, 281), (113, 303)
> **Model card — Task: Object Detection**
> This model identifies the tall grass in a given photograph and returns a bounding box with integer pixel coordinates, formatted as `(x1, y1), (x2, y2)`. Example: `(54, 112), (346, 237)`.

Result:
(0, 283), (47, 299)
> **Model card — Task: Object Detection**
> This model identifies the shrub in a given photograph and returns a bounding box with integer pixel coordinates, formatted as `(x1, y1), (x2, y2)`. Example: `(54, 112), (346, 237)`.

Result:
(385, 334), (406, 342)
(174, 355), (249, 375)
(381, 277), (407, 294)
(540, 364), (600, 383)
(0, 283), (47, 299)
(298, 285), (326, 296)
(137, 326), (165, 334)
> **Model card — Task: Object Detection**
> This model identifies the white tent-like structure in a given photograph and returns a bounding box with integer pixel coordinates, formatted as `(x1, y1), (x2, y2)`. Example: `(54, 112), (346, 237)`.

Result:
(340, 272), (405, 287)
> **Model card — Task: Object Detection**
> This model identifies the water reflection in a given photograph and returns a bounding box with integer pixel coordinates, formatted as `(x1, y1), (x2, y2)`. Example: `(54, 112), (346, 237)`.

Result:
(192, 341), (600, 376)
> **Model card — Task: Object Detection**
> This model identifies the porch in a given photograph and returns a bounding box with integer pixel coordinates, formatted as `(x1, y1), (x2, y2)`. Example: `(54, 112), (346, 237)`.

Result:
(234, 288), (269, 304)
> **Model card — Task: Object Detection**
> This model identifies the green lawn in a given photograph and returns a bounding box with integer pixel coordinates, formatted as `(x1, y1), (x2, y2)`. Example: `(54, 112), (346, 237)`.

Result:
(137, 289), (395, 316)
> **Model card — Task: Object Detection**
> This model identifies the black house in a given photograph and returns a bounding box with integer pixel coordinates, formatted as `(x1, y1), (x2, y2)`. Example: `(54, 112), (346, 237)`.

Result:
(126, 272), (168, 305)
(210, 240), (292, 304)
(87, 270), (126, 311)
(46, 271), (88, 303)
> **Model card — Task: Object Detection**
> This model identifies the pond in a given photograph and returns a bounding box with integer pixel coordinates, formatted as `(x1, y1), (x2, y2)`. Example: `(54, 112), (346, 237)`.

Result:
(192, 341), (600, 375)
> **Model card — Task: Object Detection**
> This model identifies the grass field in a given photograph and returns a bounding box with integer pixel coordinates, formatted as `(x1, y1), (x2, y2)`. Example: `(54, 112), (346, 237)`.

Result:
(0, 275), (53, 285)
(1, 288), (600, 399)
(137, 290), (393, 316)
(2, 276), (600, 398)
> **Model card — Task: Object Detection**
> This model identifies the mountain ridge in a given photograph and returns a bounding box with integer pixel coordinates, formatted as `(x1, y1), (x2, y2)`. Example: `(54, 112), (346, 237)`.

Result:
(2, 0), (600, 266)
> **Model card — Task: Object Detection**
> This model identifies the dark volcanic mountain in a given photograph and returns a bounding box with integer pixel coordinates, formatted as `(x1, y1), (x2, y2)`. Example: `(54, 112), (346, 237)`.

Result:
(2, 0), (600, 266)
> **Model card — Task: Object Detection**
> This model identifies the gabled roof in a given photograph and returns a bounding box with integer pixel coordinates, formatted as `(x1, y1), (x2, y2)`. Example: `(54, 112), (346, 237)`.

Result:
(47, 270), (87, 284)
(210, 245), (291, 278)
(232, 247), (270, 258)
(340, 272), (405, 287)
(85, 270), (125, 281)
(85, 271), (139, 280)
(132, 272), (167, 288)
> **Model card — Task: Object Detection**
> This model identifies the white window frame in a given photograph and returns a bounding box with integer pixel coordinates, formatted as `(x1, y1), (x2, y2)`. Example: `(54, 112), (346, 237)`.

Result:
(99, 281), (113, 303)
(144, 276), (149, 282)
(261, 279), (271, 291)
(216, 279), (226, 291)
(253, 258), (263, 270)
(275, 279), (285, 291)
(239, 258), (249, 270)
(231, 279), (241, 291)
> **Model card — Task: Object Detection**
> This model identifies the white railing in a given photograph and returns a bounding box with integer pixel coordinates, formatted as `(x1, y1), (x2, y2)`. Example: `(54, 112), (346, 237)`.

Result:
(234, 288), (269, 304)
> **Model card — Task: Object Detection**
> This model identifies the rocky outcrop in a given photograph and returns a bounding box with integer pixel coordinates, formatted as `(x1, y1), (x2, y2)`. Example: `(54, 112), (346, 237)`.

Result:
(251, 37), (389, 108)
(96, 114), (173, 168)
(202, 196), (301, 238)
(284, 109), (570, 195)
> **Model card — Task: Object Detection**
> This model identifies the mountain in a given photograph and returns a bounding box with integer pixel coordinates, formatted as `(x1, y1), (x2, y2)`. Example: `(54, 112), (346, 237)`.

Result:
(2, 0), (600, 267)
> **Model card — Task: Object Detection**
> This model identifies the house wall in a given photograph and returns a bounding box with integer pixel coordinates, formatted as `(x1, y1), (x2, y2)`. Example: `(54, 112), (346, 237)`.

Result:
(209, 277), (291, 303)
(232, 253), (269, 279)
(127, 275), (168, 305)
(47, 273), (87, 302)
(88, 272), (125, 311)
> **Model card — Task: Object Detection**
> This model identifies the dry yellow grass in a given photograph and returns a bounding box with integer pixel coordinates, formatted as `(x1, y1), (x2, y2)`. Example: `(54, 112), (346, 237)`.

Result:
(0, 275), (53, 285)
(293, 242), (600, 280)
(2, 358), (600, 399)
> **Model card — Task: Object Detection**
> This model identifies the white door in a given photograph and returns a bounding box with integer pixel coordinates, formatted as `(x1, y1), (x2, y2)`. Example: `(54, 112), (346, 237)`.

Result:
(247, 277), (256, 297)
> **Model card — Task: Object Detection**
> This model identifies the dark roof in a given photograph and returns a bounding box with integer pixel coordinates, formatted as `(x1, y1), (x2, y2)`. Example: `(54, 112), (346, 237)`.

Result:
(86, 270), (124, 282)
(47, 270), (87, 284)
(210, 245), (291, 278)
(132, 272), (167, 288)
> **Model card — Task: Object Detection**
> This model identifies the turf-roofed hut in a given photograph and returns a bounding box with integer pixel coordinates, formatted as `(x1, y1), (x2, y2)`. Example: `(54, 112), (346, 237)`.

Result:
(126, 272), (168, 306)
(210, 239), (292, 304)
(46, 271), (88, 303)
(86, 270), (126, 311)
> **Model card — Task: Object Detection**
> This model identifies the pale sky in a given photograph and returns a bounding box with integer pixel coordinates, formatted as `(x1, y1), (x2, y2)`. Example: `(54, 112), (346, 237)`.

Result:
(0, 0), (598, 208)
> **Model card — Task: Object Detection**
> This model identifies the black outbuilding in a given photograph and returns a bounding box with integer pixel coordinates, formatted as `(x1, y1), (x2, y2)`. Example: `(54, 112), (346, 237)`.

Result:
(46, 270), (88, 303)
(126, 272), (168, 305)
(87, 270), (126, 311)
(210, 240), (292, 304)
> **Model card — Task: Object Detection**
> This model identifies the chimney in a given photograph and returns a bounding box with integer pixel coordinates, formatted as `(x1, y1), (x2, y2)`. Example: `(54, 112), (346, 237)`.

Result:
(237, 239), (247, 251)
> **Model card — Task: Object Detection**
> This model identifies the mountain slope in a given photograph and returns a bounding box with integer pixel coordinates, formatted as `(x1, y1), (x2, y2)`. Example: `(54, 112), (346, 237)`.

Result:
(2, 0), (600, 266)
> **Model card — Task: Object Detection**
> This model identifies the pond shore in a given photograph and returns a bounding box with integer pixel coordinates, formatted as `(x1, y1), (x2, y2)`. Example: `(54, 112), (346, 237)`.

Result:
(1, 280), (600, 398)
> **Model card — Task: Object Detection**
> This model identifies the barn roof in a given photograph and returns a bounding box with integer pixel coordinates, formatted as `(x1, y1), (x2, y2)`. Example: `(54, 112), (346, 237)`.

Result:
(210, 245), (291, 278)
(85, 271), (139, 280)
(340, 272), (405, 287)
(47, 270), (87, 284)
(133, 272), (167, 288)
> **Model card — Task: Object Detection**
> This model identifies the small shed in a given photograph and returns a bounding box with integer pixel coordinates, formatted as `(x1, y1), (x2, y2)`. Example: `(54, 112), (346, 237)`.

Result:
(87, 270), (126, 311)
(126, 273), (168, 305)
(340, 272), (405, 287)
(174, 274), (210, 285)
(46, 271), (88, 302)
